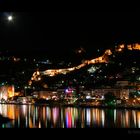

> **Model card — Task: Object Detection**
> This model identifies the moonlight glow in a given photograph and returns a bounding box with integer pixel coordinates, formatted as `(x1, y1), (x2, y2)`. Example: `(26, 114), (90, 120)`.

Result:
(7, 15), (13, 21)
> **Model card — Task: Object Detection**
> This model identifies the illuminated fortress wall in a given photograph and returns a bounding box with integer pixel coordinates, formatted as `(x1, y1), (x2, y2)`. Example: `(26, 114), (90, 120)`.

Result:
(30, 43), (140, 83)
(0, 85), (15, 101)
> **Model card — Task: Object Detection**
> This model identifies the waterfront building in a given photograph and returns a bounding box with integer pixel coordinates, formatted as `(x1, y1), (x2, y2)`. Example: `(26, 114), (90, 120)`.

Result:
(82, 88), (129, 99)
(0, 85), (15, 101)
(31, 91), (58, 100)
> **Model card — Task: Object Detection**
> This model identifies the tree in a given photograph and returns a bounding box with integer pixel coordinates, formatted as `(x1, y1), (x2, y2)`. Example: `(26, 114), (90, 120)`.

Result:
(104, 92), (116, 103)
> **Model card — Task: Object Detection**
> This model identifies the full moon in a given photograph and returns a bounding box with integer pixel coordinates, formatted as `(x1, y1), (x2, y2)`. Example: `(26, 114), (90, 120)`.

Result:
(7, 15), (13, 21)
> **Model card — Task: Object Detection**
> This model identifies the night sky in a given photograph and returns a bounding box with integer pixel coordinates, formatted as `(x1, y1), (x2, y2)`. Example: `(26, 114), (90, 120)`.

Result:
(0, 12), (140, 59)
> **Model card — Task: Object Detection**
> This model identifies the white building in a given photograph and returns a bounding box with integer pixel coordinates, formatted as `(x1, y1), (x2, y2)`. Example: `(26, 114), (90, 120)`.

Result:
(82, 88), (130, 99)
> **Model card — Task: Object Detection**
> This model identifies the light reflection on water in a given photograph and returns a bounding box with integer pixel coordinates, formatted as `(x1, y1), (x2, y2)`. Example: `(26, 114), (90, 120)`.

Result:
(1, 104), (140, 128)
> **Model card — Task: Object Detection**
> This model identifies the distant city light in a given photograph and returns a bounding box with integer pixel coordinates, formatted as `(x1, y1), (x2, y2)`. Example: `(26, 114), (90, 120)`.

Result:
(99, 70), (102, 73)
(119, 63), (122, 66)
(86, 95), (91, 99)
(101, 96), (104, 100)
(88, 66), (99, 73)
(38, 77), (41, 81)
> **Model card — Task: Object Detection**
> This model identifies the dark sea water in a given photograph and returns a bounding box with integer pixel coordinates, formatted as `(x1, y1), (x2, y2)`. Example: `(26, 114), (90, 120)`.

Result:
(0, 104), (140, 128)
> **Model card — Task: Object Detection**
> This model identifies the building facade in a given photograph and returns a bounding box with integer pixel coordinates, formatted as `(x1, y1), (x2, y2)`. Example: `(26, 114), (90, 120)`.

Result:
(0, 85), (15, 101)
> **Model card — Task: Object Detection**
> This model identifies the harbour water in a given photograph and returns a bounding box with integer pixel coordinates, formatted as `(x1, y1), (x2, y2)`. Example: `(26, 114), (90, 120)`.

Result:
(0, 104), (140, 128)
